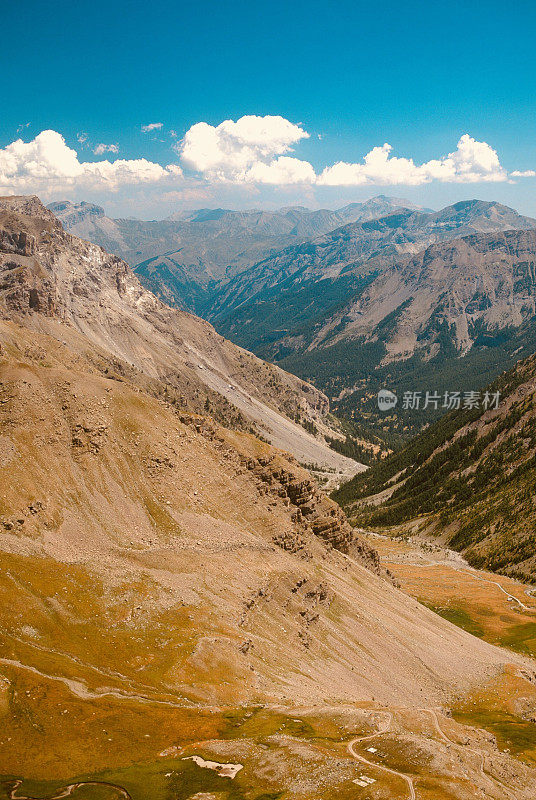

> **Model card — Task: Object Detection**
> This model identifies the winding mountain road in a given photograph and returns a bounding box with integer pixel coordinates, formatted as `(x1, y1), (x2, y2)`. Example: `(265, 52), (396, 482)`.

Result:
(419, 708), (517, 800)
(347, 707), (518, 800)
(347, 712), (416, 800)
(8, 779), (131, 800)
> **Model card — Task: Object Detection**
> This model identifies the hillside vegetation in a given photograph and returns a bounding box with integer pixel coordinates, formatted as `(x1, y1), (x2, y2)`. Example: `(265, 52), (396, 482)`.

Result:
(334, 352), (536, 581)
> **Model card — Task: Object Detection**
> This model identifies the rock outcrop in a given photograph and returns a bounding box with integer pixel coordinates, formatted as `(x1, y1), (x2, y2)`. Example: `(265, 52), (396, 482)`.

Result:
(177, 412), (383, 573)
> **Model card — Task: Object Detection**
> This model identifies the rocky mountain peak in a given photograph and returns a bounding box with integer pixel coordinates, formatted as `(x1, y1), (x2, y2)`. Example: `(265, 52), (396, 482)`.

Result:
(47, 199), (106, 226)
(1, 194), (58, 220)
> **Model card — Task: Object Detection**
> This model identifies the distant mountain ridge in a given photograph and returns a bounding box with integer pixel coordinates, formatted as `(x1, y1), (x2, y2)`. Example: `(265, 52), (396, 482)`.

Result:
(280, 230), (536, 440)
(212, 200), (536, 356)
(49, 195), (425, 311)
(209, 200), (536, 436)
(50, 196), (536, 442)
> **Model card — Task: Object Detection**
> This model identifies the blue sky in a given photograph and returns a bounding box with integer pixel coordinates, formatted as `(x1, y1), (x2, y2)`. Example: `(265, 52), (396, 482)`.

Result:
(2, 0), (536, 217)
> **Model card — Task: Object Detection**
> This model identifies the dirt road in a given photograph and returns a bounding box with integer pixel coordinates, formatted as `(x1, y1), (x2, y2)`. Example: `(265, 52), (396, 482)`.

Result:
(347, 712), (416, 800)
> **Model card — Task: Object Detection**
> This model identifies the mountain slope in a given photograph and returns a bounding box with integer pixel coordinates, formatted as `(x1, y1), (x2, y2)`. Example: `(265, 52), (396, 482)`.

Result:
(311, 226), (536, 359)
(334, 351), (536, 581)
(212, 200), (536, 357)
(4, 318), (536, 794)
(279, 226), (536, 440)
(1, 319), (517, 708)
(0, 195), (360, 478)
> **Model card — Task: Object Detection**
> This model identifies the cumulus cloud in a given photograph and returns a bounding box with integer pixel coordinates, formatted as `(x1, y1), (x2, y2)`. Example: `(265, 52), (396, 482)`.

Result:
(179, 114), (310, 183)
(93, 143), (119, 155)
(141, 122), (163, 132)
(511, 169), (536, 178)
(245, 155), (316, 184)
(178, 117), (509, 187)
(0, 120), (524, 201)
(0, 130), (181, 196)
(318, 135), (506, 186)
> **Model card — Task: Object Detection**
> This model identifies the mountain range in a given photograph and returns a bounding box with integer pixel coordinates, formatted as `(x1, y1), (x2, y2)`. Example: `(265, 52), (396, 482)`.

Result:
(50, 195), (422, 312)
(52, 196), (536, 445)
(4, 195), (360, 481)
(279, 222), (536, 438)
(4, 196), (535, 797)
(211, 199), (536, 352)
(209, 200), (536, 442)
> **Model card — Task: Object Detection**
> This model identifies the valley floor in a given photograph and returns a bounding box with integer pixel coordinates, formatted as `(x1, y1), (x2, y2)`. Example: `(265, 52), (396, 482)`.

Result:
(2, 692), (536, 800)
(2, 537), (536, 800)
(360, 532), (536, 659)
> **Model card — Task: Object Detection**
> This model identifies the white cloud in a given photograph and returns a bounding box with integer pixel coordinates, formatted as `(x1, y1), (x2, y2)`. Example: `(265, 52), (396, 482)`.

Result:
(0, 122), (524, 202)
(0, 130), (182, 196)
(141, 122), (163, 132)
(245, 155), (316, 184)
(178, 118), (509, 187)
(318, 135), (506, 186)
(82, 159), (182, 189)
(93, 143), (119, 155)
(179, 114), (310, 183)
(511, 169), (536, 177)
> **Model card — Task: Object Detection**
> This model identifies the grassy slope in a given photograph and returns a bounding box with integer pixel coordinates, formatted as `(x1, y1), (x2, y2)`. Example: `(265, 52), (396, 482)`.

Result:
(2, 329), (536, 799)
(334, 353), (536, 580)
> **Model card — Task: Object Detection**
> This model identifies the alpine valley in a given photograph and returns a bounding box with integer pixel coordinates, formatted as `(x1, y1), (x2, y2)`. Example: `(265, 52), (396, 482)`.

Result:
(1, 195), (536, 800)
(54, 198), (536, 443)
